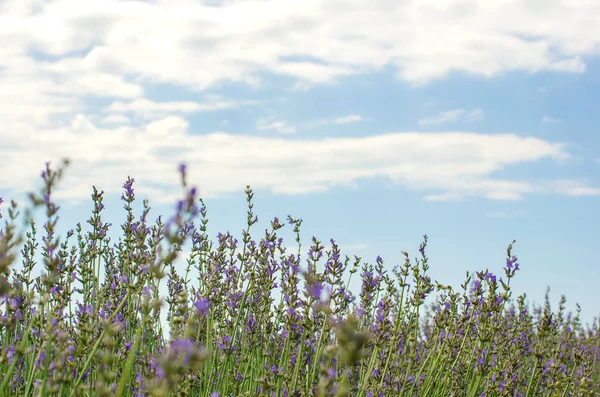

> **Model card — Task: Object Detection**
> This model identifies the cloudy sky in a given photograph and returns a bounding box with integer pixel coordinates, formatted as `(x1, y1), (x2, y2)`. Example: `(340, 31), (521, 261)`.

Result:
(1, 0), (599, 326)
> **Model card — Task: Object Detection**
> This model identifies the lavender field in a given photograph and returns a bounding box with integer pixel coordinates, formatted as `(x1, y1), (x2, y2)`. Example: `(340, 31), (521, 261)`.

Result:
(3, 0), (600, 395)
(0, 160), (597, 397)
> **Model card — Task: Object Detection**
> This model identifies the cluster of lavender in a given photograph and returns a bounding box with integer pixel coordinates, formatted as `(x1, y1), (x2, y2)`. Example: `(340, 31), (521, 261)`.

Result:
(0, 161), (598, 396)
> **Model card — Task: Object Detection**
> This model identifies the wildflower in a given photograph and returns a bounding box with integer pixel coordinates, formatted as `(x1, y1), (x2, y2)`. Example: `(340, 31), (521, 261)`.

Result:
(193, 295), (210, 317)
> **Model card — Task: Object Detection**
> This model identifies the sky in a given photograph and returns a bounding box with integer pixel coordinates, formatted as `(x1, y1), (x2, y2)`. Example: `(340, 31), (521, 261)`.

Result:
(1, 0), (599, 328)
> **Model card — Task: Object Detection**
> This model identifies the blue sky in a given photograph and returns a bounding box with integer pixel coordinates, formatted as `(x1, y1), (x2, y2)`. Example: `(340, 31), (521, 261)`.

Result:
(1, 0), (599, 327)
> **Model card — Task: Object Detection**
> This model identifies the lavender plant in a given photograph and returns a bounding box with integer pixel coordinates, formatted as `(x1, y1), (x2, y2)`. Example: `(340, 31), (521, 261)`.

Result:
(0, 161), (598, 396)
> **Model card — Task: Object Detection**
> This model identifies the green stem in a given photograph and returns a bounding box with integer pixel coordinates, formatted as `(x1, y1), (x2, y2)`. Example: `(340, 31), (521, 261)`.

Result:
(69, 290), (131, 397)
(114, 313), (146, 397)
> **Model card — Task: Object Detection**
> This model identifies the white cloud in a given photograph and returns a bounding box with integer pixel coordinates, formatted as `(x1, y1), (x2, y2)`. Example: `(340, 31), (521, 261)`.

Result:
(549, 180), (600, 196)
(542, 116), (562, 124)
(1, 0), (598, 106)
(290, 81), (314, 92)
(100, 114), (130, 125)
(419, 109), (465, 126)
(3, 114), (596, 205)
(105, 96), (259, 120)
(424, 192), (463, 201)
(305, 114), (363, 128)
(419, 108), (484, 126)
(333, 115), (362, 124)
(1, 0), (600, 204)
(465, 108), (485, 123)
(256, 117), (297, 134)
(0, 1), (597, 127)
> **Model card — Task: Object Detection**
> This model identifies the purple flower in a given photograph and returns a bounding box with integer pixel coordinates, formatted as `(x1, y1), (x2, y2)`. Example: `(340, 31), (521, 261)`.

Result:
(506, 255), (519, 271)
(155, 365), (165, 379)
(194, 295), (210, 317)
(6, 345), (15, 364)
(36, 352), (46, 369)
(122, 178), (135, 199)
(485, 272), (497, 283)
(308, 281), (324, 300)
(218, 335), (232, 350)
(439, 330), (446, 343)
(327, 368), (335, 379)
